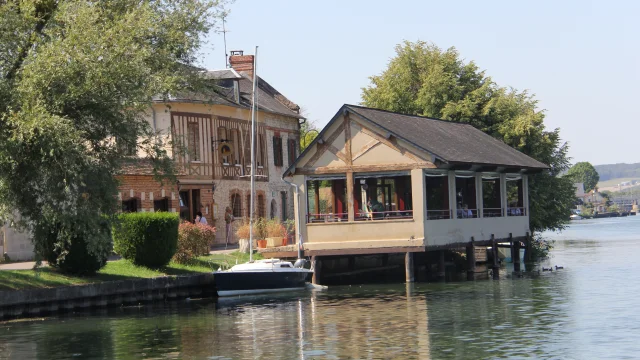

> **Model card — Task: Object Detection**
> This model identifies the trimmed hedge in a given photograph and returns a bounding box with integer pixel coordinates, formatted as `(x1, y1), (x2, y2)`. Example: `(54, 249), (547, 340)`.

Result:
(38, 221), (111, 275)
(113, 212), (179, 268)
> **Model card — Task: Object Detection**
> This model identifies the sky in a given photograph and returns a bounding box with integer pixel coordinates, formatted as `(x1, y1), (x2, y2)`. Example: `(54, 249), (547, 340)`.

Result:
(200, 0), (640, 166)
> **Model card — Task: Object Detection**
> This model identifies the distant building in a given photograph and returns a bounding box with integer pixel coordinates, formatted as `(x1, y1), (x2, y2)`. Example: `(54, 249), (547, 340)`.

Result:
(574, 182), (585, 198)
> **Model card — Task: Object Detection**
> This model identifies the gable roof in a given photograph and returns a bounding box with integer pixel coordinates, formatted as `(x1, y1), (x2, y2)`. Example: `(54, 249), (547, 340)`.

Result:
(285, 104), (548, 176)
(153, 70), (303, 119)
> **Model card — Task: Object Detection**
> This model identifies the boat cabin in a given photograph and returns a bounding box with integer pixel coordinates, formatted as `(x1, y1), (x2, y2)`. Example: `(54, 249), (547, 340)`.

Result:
(284, 105), (548, 256)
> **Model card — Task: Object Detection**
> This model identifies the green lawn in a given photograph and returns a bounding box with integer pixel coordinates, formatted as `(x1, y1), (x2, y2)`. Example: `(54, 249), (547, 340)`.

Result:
(0, 252), (261, 291)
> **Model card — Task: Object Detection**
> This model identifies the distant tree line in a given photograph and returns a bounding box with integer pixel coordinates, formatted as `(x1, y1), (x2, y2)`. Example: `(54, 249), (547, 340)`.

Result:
(594, 163), (640, 181)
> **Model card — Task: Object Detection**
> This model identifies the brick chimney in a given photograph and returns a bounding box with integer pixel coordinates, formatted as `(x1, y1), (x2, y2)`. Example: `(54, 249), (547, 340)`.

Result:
(229, 50), (254, 78)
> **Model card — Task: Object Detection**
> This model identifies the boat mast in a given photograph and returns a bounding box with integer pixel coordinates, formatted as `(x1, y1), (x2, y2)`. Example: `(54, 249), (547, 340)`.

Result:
(249, 46), (258, 263)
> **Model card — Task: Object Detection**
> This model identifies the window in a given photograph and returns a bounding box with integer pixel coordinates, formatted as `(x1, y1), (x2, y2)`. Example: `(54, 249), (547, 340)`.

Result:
(231, 192), (242, 218)
(482, 176), (503, 217)
(273, 136), (283, 167)
(117, 137), (136, 157)
(243, 129), (251, 170)
(455, 174), (478, 218)
(281, 191), (288, 221)
(179, 191), (191, 220)
(355, 174), (412, 221)
(507, 176), (525, 216)
(218, 127), (229, 164)
(187, 123), (200, 161)
(307, 178), (347, 223)
(425, 173), (450, 219)
(231, 129), (241, 165)
(257, 194), (265, 218)
(287, 139), (297, 166)
(257, 134), (265, 167)
(154, 198), (169, 212)
(122, 198), (139, 213)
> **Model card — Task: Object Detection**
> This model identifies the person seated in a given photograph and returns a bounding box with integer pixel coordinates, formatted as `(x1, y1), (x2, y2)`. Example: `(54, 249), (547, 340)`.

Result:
(367, 198), (384, 219)
(463, 204), (473, 218)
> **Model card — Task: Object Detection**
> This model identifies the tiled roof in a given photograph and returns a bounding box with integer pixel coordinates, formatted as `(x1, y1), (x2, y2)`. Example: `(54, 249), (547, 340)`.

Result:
(345, 105), (548, 169)
(153, 70), (302, 119)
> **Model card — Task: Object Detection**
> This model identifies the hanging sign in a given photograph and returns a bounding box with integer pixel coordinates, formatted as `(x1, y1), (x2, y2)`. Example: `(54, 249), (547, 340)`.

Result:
(219, 143), (233, 157)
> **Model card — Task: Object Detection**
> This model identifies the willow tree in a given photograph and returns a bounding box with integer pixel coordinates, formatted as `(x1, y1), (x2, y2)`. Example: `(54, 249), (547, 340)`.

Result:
(0, 0), (226, 270)
(362, 41), (575, 246)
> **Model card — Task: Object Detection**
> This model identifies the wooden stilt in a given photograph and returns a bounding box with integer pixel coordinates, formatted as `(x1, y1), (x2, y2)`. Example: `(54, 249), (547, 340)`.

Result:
(437, 250), (446, 282)
(524, 231), (532, 263)
(491, 234), (499, 279)
(312, 256), (322, 285)
(405, 252), (414, 283)
(513, 237), (521, 272)
(466, 239), (476, 281)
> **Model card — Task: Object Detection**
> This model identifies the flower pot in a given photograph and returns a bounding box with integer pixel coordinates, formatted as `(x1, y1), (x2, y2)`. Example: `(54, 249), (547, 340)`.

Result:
(266, 237), (281, 248)
(257, 239), (267, 248)
(282, 238), (288, 246)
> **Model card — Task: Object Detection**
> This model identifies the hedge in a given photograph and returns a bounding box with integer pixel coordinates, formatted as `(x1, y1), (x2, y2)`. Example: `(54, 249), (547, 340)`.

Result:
(37, 221), (111, 275)
(113, 212), (179, 268)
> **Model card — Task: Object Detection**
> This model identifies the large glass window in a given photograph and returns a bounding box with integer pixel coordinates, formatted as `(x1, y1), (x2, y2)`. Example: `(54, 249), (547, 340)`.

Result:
(507, 176), (525, 216)
(187, 123), (200, 161)
(306, 177), (347, 223)
(354, 174), (412, 221)
(455, 174), (478, 218)
(230, 192), (242, 218)
(425, 173), (450, 219)
(482, 176), (503, 217)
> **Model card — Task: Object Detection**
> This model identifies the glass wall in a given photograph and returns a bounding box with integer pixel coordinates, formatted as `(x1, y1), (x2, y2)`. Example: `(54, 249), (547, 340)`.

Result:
(306, 177), (347, 223)
(507, 176), (525, 216)
(455, 174), (478, 218)
(425, 173), (450, 219)
(354, 174), (412, 221)
(482, 176), (502, 217)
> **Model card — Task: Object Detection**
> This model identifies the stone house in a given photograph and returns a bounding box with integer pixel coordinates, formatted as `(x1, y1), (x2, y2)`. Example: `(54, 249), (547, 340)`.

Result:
(118, 50), (304, 241)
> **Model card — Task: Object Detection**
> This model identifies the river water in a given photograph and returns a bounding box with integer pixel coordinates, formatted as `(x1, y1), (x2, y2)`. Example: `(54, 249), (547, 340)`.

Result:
(2, 217), (640, 359)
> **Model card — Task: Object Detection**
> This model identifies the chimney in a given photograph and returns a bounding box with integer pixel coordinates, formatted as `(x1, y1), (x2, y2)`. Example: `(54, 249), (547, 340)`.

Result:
(229, 50), (254, 78)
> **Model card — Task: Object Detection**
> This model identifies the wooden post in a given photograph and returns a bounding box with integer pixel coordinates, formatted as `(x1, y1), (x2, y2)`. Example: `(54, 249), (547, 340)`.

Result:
(491, 234), (499, 279)
(405, 252), (414, 283)
(346, 171), (355, 222)
(524, 232), (532, 263)
(312, 256), (322, 285)
(509, 233), (515, 264)
(466, 239), (476, 281)
(437, 250), (446, 281)
(513, 237), (521, 272)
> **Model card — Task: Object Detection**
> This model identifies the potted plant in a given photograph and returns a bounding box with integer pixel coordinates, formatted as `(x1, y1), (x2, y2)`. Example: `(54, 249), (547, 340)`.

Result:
(235, 220), (255, 253)
(265, 219), (286, 248)
(284, 219), (296, 246)
(255, 218), (268, 248)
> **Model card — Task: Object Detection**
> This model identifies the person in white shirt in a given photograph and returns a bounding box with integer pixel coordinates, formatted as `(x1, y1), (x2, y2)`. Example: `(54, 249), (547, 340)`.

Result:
(195, 211), (208, 225)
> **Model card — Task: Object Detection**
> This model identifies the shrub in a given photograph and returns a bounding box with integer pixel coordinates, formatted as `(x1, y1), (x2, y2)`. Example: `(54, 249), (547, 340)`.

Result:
(36, 220), (111, 275)
(113, 212), (179, 268)
(236, 219), (251, 240)
(265, 219), (286, 238)
(174, 222), (216, 264)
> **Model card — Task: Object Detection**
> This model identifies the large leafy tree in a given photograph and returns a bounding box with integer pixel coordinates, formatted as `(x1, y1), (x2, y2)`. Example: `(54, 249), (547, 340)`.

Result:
(566, 162), (600, 192)
(0, 0), (226, 268)
(362, 41), (575, 236)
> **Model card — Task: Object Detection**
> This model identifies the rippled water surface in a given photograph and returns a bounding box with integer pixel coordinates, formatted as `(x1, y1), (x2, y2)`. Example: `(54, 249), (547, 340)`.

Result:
(2, 217), (640, 359)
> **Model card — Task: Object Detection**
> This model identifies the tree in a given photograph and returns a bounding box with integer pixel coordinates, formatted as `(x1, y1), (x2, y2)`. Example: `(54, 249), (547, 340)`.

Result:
(0, 0), (226, 270)
(300, 120), (320, 152)
(362, 41), (575, 237)
(566, 162), (600, 192)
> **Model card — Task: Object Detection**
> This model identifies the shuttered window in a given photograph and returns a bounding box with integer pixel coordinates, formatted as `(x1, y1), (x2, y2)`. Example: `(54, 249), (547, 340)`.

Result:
(273, 136), (283, 167)
(287, 139), (297, 166)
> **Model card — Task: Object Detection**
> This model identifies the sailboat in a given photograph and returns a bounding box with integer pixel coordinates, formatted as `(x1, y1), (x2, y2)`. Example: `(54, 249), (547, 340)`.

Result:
(214, 46), (313, 297)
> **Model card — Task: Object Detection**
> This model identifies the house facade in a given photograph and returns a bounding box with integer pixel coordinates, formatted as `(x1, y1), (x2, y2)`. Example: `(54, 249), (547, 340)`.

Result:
(284, 105), (548, 256)
(118, 51), (304, 236)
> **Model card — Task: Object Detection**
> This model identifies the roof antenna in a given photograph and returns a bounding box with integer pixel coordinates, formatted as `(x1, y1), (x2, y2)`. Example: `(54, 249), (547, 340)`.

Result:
(222, 14), (229, 68)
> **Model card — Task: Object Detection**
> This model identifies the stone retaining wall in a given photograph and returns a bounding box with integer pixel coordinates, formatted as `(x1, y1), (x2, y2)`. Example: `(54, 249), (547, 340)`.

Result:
(0, 274), (216, 320)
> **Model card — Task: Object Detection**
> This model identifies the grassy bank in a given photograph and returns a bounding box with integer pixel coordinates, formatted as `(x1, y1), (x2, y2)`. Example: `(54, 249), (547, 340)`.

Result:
(0, 252), (260, 291)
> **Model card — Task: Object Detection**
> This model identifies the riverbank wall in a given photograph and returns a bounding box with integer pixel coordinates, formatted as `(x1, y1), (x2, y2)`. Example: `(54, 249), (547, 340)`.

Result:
(0, 274), (216, 320)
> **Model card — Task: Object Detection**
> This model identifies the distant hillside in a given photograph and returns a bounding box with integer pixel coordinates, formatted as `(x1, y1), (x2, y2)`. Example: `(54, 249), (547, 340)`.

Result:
(594, 163), (640, 182)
